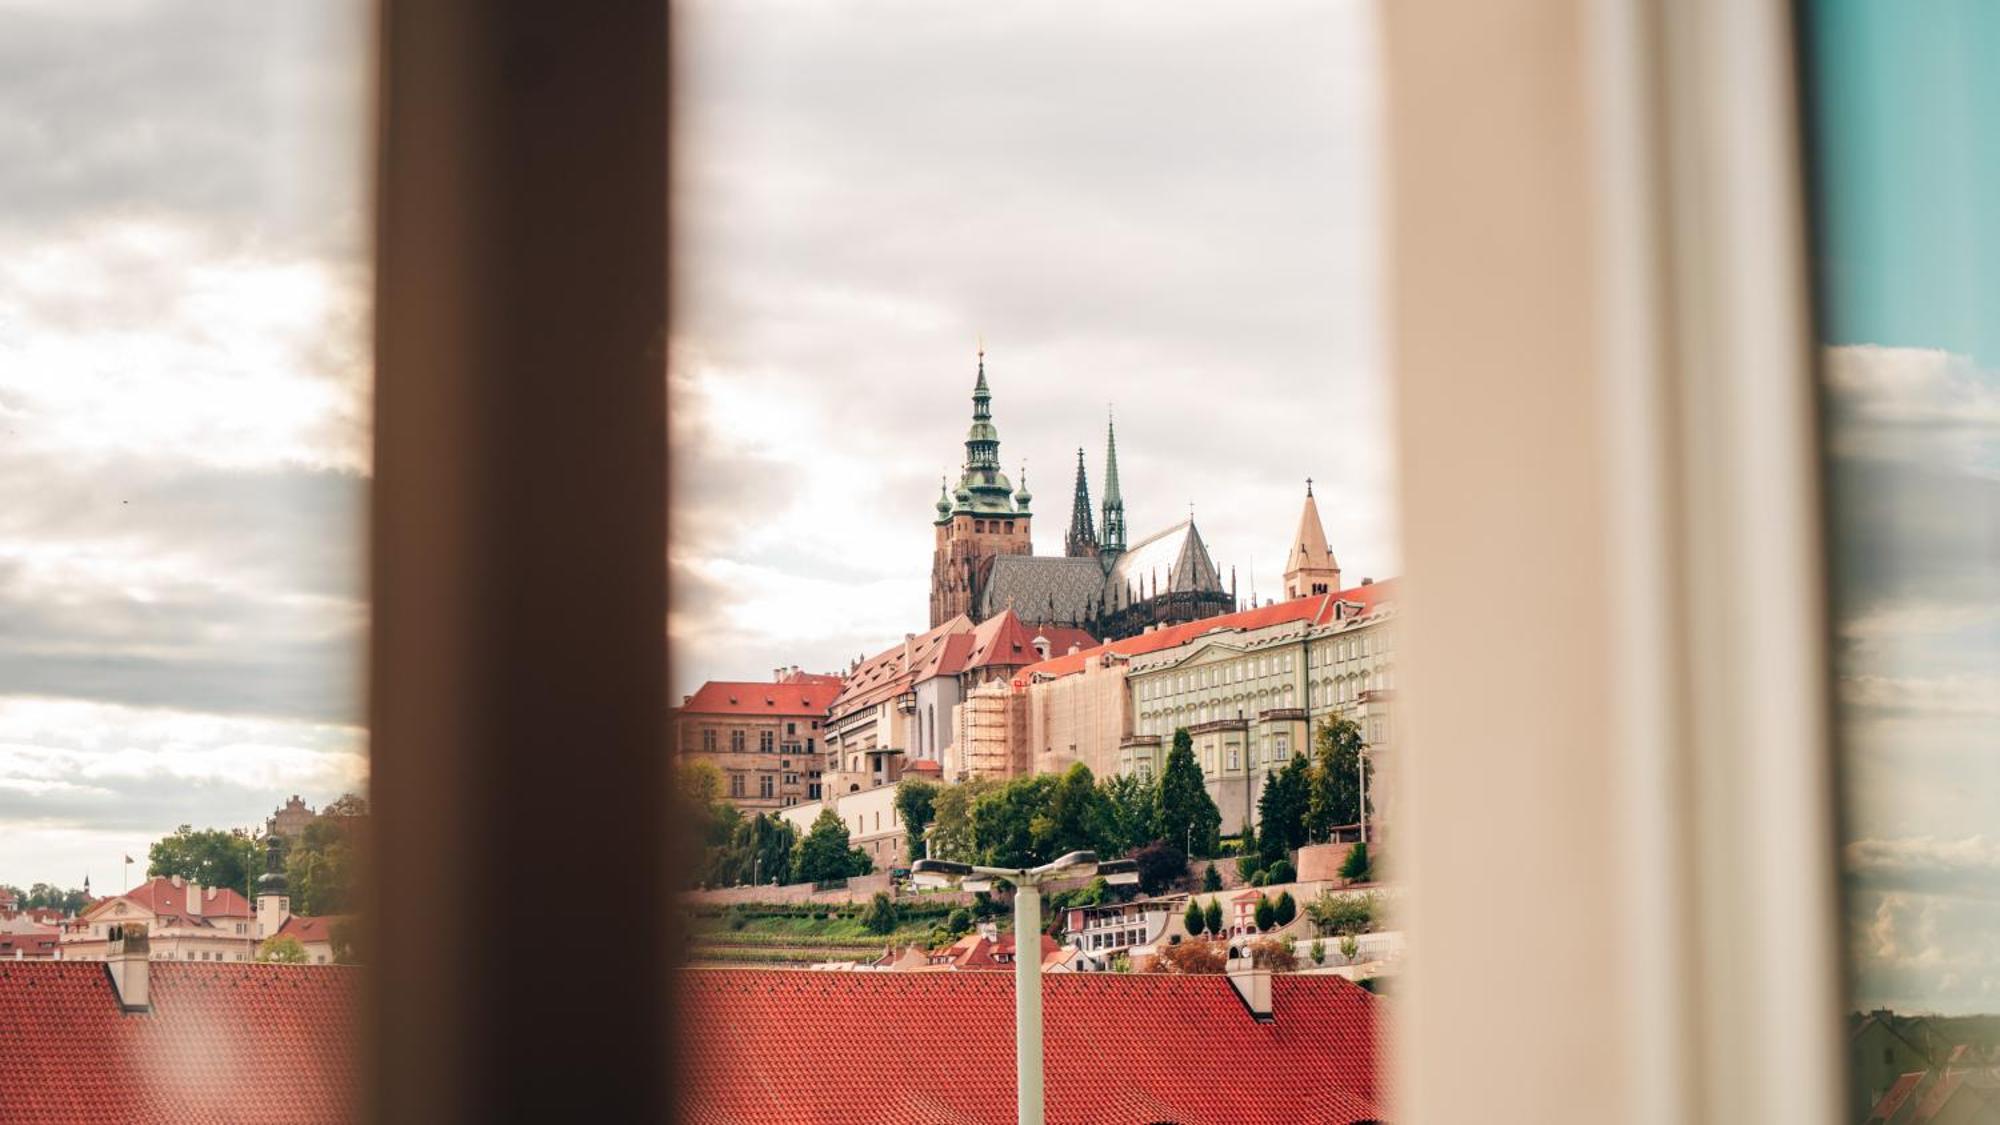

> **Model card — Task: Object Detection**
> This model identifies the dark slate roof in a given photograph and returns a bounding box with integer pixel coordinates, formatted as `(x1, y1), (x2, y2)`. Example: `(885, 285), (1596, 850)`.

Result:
(975, 555), (1106, 624)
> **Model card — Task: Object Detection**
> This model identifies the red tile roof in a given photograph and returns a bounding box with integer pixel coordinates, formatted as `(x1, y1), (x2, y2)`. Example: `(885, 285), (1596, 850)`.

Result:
(277, 913), (348, 945)
(677, 969), (1384, 1124)
(963, 611), (1094, 674)
(677, 678), (840, 718)
(1868, 1071), (1927, 1122)
(0, 930), (57, 958)
(1013, 597), (1330, 685)
(1315, 577), (1399, 625)
(85, 877), (254, 922)
(0, 961), (358, 1122)
(832, 616), (975, 716)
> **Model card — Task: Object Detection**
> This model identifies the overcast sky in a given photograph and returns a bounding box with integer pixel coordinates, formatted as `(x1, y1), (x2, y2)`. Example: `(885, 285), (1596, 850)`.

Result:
(0, 1), (372, 890)
(670, 0), (1393, 697)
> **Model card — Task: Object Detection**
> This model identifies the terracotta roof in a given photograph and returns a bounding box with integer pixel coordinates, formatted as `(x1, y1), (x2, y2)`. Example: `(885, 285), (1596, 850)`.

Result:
(1868, 1071), (1927, 1122)
(85, 877), (254, 922)
(676, 969), (1384, 1124)
(277, 914), (348, 945)
(1314, 577), (1399, 625)
(677, 678), (839, 718)
(832, 616), (975, 716)
(0, 961), (358, 1121)
(0, 930), (57, 958)
(1013, 596), (1330, 685)
(963, 610), (1093, 674)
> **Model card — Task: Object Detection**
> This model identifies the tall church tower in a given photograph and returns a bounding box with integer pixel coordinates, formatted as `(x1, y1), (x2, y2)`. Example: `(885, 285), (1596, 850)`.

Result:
(1064, 448), (1098, 558)
(1099, 413), (1126, 555)
(930, 349), (1033, 626)
(1283, 478), (1341, 599)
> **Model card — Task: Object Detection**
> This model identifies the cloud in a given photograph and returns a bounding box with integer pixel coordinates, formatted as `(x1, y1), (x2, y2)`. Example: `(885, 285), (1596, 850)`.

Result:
(0, 1), (371, 887)
(668, 0), (1394, 696)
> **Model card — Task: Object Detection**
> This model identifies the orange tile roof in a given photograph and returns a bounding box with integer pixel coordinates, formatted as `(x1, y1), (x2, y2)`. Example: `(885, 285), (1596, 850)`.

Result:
(0, 961), (358, 1121)
(676, 969), (1384, 1123)
(277, 913), (348, 945)
(1012, 597), (1329, 685)
(677, 678), (840, 718)
(86, 877), (254, 922)
(831, 615), (974, 716)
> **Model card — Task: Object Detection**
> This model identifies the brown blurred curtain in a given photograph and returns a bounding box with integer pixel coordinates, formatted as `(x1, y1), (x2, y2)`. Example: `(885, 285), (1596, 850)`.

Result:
(368, 2), (671, 1120)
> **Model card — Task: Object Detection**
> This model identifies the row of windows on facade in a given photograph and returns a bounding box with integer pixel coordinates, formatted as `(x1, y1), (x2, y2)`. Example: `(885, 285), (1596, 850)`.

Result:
(1137, 632), (1391, 702)
(700, 729), (818, 754)
(1138, 669), (1395, 735)
(1123, 715), (1389, 775)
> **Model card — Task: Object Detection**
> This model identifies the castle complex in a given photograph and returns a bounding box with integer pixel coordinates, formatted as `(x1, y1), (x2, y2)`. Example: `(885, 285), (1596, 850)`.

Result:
(928, 351), (1236, 639)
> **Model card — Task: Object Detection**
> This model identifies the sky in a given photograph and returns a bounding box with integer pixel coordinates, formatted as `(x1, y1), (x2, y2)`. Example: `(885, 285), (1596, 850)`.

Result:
(669, 0), (1392, 699)
(0, 1), (372, 890)
(1807, 0), (2000, 1015)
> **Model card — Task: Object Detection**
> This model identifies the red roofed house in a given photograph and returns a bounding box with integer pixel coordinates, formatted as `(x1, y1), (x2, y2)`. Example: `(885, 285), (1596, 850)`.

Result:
(677, 967), (1386, 1124)
(826, 616), (974, 797)
(910, 609), (1093, 781)
(62, 837), (348, 965)
(0, 911), (59, 959)
(670, 666), (842, 812)
(0, 929), (357, 1122)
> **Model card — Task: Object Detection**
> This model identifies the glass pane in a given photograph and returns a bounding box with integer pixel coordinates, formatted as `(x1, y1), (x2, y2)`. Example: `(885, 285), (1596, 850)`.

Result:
(0, 0), (371, 1109)
(1799, 4), (2000, 1119)
(671, 2), (1397, 1120)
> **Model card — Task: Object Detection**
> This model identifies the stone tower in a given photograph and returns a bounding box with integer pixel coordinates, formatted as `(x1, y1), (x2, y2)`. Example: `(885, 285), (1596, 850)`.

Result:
(930, 349), (1033, 626)
(1283, 478), (1341, 600)
(1064, 448), (1098, 558)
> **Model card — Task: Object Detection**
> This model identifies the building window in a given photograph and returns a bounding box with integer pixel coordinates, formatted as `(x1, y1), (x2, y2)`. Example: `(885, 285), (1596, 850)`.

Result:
(701, 728), (717, 752)
(759, 774), (774, 798)
(729, 773), (745, 798)
(1226, 748), (1239, 770)
(787, 722), (796, 735)
(759, 730), (774, 752)
(730, 730), (745, 752)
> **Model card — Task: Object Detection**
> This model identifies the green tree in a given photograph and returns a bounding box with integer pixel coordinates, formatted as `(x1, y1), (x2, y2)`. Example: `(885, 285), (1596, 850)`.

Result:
(1203, 898), (1224, 936)
(1155, 729), (1222, 858)
(792, 809), (871, 884)
(969, 775), (1056, 867)
(1274, 891), (1297, 927)
(329, 919), (361, 965)
(1098, 771), (1158, 855)
(928, 778), (996, 862)
(1340, 842), (1372, 884)
(1254, 895), (1276, 932)
(1306, 717), (1365, 841)
(1265, 859), (1296, 885)
(945, 907), (973, 936)
(1340, 934), (1361, 964)
(1201, 863), (1223, 892)
(148, 825), (259, 896)
(323, 791), (370, 818)
(859, 892), (900, 935)
(894, 779), (940, 861)
(1256, 753), (1313, 869)
(17, 883), (89, 914)
(1038, 764), (1115, 860)
(284, 817), (364, 916)
(1184, 898), (1206, 936)
(1310, 937), (1327, 966)
(257, 935), (309, 964)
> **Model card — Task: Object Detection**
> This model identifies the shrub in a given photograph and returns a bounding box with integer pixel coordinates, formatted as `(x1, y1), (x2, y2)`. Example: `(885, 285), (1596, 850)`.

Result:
(1203, 899), (1224, 936)
(1305, 890), (1377, 937)
(1340, 842), (1371, 884)
(1251, 870), (1270, 888)
(1310, 938), (1326, 966)
(1254, 895), (1276, 932)
(1201, 863), (1223, 892)
(1158, 940), (1226, 974)
(1248, 936), (1297, 973)
(1184, 898), (1206, 936)
(1274, 891), (1297, 927)
(859, 892), (900, 935)
(1265, 859), (1296, 885)
(1340, 934), (1361, 963)
(946, 908), (973, 935)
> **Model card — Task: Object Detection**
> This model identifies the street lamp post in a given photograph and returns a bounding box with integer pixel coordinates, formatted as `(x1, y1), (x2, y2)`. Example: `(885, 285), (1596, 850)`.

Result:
(912, 850), (1139, 1125)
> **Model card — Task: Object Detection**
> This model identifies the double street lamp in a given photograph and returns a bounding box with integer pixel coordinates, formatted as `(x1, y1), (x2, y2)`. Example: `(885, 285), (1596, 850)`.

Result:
(911, 850), (1140, 1125)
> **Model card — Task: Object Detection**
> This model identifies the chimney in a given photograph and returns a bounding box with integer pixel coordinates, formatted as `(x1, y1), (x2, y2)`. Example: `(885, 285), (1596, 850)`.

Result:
(682, 694), (692, 705)
(1067, 643), (1081, 656)
(106, 923), (151, 1012)
(1360, 577), (1373, 586)
(187, 882), (202, 916)
(1225, 952), (1273, 1021)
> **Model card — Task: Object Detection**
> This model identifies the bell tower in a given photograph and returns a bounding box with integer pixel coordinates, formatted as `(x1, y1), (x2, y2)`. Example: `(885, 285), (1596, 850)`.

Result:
(930, 347), (1033, 626)
(1283, 478), (1341, 600)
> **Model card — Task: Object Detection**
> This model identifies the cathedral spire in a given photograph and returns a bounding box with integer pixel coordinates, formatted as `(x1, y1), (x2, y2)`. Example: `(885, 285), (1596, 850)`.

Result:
(1099, 408), (1127, 554)
(1065, 447), (1098, 557)
(1283, 478), (1341, 600)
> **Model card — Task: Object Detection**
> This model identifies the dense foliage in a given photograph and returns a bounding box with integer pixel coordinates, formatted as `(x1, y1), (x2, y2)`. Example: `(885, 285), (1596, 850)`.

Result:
(148, 826), (259, 895)
(0, 884), (90, 915)
(1305, 890), (1378, 937)
(1340, 841), (1372, 883)
(1129, 840), (1187, 896)
(1306, 715), (1365, 840)
(792, 809), (873, 884)
(894, 779), (939, 861)
(1156, 730), (1222, 858)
